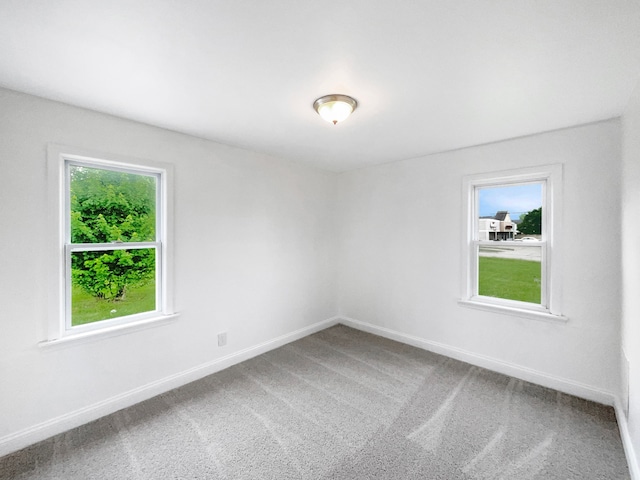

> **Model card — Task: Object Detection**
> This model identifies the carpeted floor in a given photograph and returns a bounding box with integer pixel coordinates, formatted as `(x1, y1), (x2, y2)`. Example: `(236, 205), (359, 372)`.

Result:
(0, 325), (630, 479)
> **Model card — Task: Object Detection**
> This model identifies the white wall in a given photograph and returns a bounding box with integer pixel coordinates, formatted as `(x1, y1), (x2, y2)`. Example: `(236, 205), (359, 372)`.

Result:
(622, 79), (640, 474)
(0, 88), (337, 452)
(337, 120), (622, 399)
(0, 86), (629, 460)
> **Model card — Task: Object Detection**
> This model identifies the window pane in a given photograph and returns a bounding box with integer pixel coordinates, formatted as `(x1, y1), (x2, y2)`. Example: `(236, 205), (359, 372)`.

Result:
(477, 183), (542, 241)
(478, 245), (541, 304)
(69, 165), (156, 243)
(71, 249), (156, 326)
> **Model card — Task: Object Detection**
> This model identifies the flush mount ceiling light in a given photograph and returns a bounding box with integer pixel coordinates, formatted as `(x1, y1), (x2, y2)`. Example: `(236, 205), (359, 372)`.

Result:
(313, 94), (357, 125)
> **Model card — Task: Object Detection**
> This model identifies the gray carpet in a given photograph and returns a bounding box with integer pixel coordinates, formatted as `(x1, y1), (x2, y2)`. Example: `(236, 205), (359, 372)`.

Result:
(0, 325), (630, 479)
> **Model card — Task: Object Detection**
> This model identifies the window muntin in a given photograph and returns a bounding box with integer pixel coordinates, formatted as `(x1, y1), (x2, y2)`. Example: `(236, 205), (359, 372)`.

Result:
(64, 160), (163, 332)
(462, 165), (563, 319)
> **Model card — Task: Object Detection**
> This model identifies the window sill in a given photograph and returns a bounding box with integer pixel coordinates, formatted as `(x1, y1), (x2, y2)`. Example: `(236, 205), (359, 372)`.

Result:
(39, 313), (180, 350)
(458, 300), (568, 323)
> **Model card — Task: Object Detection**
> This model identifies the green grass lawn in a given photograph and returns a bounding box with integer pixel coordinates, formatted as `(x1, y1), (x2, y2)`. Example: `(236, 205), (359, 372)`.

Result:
(478, 256), (541, 304)
(71, 281), (156, 326)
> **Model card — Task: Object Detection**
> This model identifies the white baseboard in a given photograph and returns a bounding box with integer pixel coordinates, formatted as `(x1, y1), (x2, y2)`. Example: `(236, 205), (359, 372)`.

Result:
(339, 316), (616, 406)
(615, 398), (640, 480)
(0, 316), (340, 458)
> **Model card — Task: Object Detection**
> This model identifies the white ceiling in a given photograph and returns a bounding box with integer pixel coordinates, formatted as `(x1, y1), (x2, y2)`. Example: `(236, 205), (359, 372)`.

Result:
(1, 1), (639, 172)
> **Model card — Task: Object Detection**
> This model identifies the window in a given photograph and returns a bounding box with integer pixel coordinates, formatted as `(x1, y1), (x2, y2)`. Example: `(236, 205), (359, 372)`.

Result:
(460, 165), (564, 321)
(46, 146), (175, 341)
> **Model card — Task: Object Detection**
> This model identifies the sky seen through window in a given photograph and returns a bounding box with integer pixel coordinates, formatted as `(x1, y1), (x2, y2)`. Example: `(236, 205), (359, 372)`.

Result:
(478, 183), (542, 220)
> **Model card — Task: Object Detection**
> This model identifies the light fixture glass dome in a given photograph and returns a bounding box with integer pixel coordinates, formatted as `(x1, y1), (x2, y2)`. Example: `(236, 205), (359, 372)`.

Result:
(313, 94), (357, 125)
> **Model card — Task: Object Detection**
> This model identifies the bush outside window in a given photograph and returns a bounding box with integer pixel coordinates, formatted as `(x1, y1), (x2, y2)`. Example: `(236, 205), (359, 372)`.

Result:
(46, 145), (174, 342)
(67, 164), (160, 328)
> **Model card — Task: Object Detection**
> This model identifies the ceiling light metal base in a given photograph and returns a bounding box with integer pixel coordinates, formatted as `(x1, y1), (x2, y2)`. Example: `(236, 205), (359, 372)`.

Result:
(313, 94), (358, 125)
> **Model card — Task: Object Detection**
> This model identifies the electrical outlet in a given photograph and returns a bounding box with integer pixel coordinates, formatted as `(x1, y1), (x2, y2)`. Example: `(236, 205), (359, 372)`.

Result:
(217, 331), (227, 347)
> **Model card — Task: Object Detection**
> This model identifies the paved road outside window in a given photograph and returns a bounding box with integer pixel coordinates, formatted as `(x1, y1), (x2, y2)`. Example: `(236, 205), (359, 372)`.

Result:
(479, 244), (541, 261)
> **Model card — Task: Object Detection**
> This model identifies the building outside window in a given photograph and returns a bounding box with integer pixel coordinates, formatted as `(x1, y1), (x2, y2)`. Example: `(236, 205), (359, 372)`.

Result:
(478, 211), (518, 241)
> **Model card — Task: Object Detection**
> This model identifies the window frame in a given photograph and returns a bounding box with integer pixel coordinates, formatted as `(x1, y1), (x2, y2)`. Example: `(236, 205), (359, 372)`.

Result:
(460, 164), (566, 322)
(45, 145), (176, 344)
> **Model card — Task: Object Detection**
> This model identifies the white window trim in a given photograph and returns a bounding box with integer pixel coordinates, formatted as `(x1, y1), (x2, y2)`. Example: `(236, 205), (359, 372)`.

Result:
(43, 144), (177, 347)
(459, 164), (566, 322)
